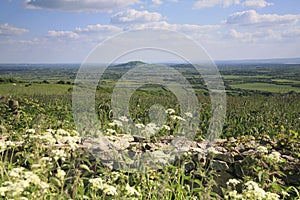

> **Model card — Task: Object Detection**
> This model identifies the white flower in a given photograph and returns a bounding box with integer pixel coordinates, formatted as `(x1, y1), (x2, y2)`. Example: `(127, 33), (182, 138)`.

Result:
(119, 116), (129, 122)
(56, 129), (70, 136)
(106, 128), (116, 134)
(135, 123), (145, 129)
(110, 120), (123, 127)
(170, 115), (186, 121)
(26, 129), (35, 134)
(184, 112), (193, 118)
(9, 167), (24, 178)
(56, 169), (66, 180)
(46, 129), (55, 134)
(227, 179), (240, 187)
(141, 123), (160, 137)
(265, 192), (280, 200)
(5, 141), (15, 147)
(52, 149), (67, 161)
(265, 151), (283, 163)
(126, 183), (140, 196)
(24, 172), (41, 185)
(0, 141), (7, 152)
(0, 186), (8, 196)
(165, 108), (176, 114)
(256, 146), (268, 154)
(162, 125), (170, 130)
(103, 184), (118, 196)
(89, 178), (103, 189)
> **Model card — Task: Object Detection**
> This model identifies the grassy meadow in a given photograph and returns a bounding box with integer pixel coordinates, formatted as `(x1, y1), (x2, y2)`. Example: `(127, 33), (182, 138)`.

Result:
(0, 62), (299, 199)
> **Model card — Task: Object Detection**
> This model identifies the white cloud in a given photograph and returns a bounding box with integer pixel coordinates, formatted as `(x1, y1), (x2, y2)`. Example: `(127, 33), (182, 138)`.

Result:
(0, 23), (28, 36)
(226, 10), (300, 26)
(194, 0), (240, 9)
(111, 9), (164, 24)
(75, 24), (122, 33)
(152, 0), (163, 5)
(227, 29), (281, 42)
(283, 27), (300, 38)
(125, 21), (220, 34)
(47, 31), (80, 39)
(25, 0), (140, 13)
(242, 0), (273, 8)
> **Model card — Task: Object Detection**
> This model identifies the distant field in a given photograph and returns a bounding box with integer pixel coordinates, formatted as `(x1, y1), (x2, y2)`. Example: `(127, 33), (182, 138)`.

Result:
(0, 83), (72, 96)
(230, 82), (300, 93)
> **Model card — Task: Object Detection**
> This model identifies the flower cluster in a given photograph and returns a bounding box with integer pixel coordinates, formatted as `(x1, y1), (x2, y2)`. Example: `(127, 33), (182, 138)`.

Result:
(264, 151), (284, 163)
(225, 179), (280, 200)
(0, 167), (49, 198)
(89, 177), (118, 196)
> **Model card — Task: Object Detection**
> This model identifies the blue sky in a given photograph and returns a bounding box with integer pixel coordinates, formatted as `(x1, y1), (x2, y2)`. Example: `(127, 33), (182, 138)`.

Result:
(0, 0), (300, 63)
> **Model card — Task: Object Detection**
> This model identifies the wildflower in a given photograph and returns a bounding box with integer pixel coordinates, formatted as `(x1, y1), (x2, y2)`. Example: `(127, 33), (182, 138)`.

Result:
(56, 129), (70, 136)
(56, 169), (66, 180)
(265, 151), (283, 163)
(126, 183), (140, 196)
(265, 192), (280, 200)
(119, 116), (129, 122)
(5, 141), (15, 147)
(39, 132), (56, 144)
(109, 120), (123, 127)
(9, 167), (25, 178)
(227, 179), (240, 187)
(162, 125), (171, 130)
(0, 186), (8, 196)
(106, 128), (116, 134)
(52, 149), (67, 161)
(135, 123), (145, 129)
(26, 129), (35, 134)
(165, 108), (176, 114)
(24, 172), (41, 185)
(184, 112), (193, 118)
(103, 184), (118, 196)
(141, 123), (159, 137)
(89, 178), (104, 189)
(256, 146), (268, 154)
(0, 140), (7, 152)
(225, 190), (243, 200)
(170, 115), (186, 121)
(46, 129), (55, 134)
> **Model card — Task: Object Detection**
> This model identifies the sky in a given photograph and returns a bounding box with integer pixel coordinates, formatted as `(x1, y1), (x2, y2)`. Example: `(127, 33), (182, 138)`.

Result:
(0, 0), (300, 63)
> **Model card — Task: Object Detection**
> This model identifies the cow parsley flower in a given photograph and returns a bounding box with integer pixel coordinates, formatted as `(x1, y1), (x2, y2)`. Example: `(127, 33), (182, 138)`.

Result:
(165, 108), (176, 114)
(227, 179), (240, 187)
(256, 146), (268, 154)
(56, 169), (66, 180)
(170, 115), (186, 121)
(135, 123), (145, 129)
(52, 149), (67, 161)
(126, 183), (140, 196)
(265, 151), (283, 163)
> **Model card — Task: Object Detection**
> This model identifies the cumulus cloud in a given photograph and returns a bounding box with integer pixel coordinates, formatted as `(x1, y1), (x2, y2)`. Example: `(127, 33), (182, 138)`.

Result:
(152, 0), (163, 5)
(111, 9), (164, 24)
(125, 20), (220, 33)
(194, 0), (240, 9)
(47, 31), (80, 39)
(25, 0), (140, 13)
(226, 10), (300, 26)
(75, 24), (122, 33)
(0, 23), (28, 36)
(242, 0), (273, 8)
(47, 24), (122, 42)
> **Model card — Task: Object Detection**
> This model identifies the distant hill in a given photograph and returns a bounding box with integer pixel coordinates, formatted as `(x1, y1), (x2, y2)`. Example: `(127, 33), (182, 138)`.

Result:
(216, 58), (300, 65)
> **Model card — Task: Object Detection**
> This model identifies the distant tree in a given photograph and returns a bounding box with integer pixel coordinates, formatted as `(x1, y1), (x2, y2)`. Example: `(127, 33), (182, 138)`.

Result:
(57, 80), (65, 84)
